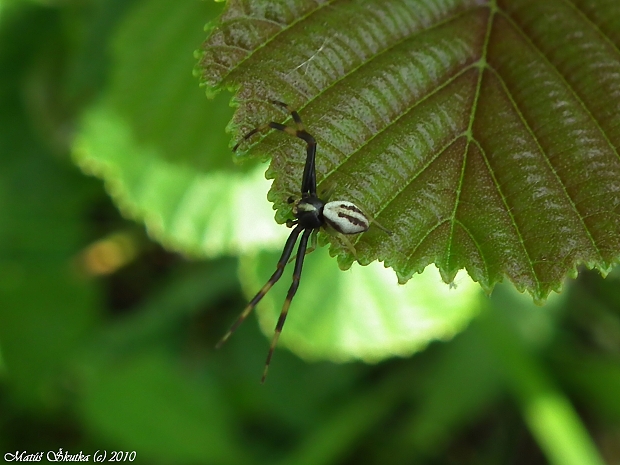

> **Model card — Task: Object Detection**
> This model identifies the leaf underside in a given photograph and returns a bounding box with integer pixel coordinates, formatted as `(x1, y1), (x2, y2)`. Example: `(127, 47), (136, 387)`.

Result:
(198, 0), (620, 302)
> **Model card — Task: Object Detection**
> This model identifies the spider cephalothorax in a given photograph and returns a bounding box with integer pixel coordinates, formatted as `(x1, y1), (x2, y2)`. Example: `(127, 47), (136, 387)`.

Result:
(217, 100), (382, 382)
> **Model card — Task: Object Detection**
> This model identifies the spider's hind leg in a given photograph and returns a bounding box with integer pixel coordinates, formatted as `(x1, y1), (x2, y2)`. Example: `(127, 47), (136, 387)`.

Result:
(337, 234), (359, 259)
(323, 224), (359, 258)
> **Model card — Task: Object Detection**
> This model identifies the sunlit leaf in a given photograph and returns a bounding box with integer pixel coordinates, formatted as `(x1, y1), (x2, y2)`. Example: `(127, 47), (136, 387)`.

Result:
(75, 104), (286, 256)
(242, 246), (480, 363)
(73, 0), (288, 256)
(198, 0), (620, 302)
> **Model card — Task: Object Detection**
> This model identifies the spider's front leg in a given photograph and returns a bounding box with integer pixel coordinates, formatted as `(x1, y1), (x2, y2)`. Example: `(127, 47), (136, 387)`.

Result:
(261, 227), (313, 383)
(285, 228), (317, 264)
(269, 100), (317, 196)
(215, 225), (303, 349)
(233, 100), (318, 197)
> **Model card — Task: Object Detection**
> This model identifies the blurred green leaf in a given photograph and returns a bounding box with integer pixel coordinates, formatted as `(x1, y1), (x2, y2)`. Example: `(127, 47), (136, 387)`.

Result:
(104, 0), (227, 172)
(76, 104), (286, 256)
(80, 350), (243, 465)
(552, 344), (620, 424)
(198, 0), (620, 302)
(0, 18), (100, 405)
(74, 0), (291, 257)
(276, 367), (407, 465)
(481, 287), (606, 465)
(244, 245), (480, 363)
(402, 326), (502, 457)
(94, 259), (238, 351)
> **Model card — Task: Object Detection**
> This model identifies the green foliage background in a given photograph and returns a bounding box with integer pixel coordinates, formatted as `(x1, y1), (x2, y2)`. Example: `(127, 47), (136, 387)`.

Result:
(0, 1), (619, 464)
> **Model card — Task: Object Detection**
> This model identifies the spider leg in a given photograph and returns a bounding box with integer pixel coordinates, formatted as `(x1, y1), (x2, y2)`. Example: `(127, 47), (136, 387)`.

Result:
(215, 225), (303, 349)
(270, 101), (317, 196)
(370, 218), (393, 236)
(303, 229), (318, 256)
(323, 224), (359, 258)
(233, 101), (318, 197)
(232, 121), (299, 151)
(357, 206), (393, 236)
(269, 100), (305, 131)
(287, 228), (317, 264)
(261, 228), (313, 383)
(337, 234), (359, 259)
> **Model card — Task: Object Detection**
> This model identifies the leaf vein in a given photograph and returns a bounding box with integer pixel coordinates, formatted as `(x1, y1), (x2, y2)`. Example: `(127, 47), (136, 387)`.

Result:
(486, 64), (604, 262)
(497, 9), (620, 164)
(277, 4), (485, 113)
(445, 3), (494, 271)
(211, 0), (340, 85)
(454, 218), (490, 279)
(320, 63), (477, 197)
(563, 0), (620, 58)
(369, 134), (468, 258)
(472, 138), (540, 292)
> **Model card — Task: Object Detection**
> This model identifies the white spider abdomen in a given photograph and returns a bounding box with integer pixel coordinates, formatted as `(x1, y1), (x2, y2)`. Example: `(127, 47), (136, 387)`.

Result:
(323, 201), (370, 235)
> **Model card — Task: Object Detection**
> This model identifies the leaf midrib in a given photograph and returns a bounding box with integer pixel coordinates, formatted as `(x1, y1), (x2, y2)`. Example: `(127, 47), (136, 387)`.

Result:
(444, 1), (496, 273)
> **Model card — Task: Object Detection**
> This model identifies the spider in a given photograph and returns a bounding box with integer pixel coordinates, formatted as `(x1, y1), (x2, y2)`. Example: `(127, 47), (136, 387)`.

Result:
(216, 100), (383, 383)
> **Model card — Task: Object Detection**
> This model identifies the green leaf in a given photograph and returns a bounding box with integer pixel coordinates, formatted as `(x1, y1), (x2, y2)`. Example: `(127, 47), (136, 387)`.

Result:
(480, 288), (607, 465)
(79, 351), (242, 465)
(75, 103), (286, 256)
(0, 42), (100, 406)
(243, 245), (480, 363)
(73, 0), (290, 256)
(197, 0), (620, 302)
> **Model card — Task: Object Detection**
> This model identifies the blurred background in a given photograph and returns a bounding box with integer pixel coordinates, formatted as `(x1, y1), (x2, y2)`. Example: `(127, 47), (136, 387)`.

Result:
(1, 0), (620, 464)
